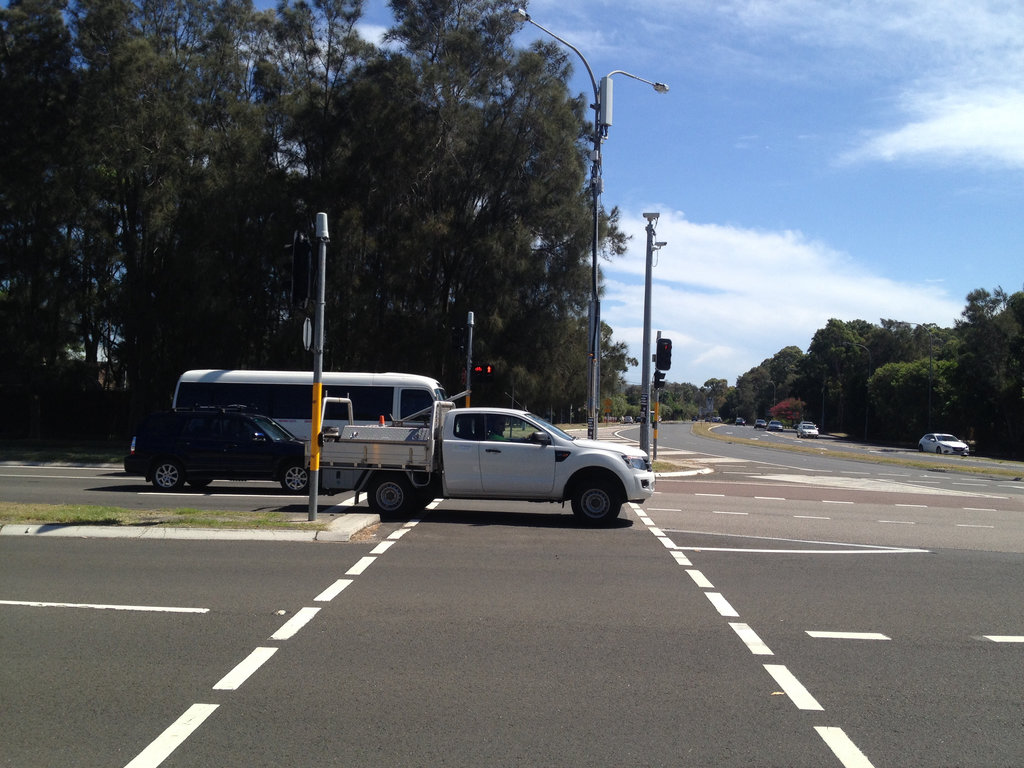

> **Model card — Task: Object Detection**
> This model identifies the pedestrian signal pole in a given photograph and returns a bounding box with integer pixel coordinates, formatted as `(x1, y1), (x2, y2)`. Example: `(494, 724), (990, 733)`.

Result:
(308, 213), (329, 521)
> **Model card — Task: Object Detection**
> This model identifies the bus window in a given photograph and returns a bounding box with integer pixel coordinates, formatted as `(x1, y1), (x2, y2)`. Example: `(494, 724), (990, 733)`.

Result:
(400, 388), (434, 420)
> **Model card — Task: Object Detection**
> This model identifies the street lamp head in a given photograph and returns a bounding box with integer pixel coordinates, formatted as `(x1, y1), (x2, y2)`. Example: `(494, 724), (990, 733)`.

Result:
(643, 212), (660, 223)
(653, 82), (670, 93)
(515, 7), (529, 20)
(655, 241), (667, 248)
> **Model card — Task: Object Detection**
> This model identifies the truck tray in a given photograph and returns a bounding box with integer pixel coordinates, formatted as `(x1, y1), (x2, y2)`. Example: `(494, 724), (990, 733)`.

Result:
(319, 424), (433, 470)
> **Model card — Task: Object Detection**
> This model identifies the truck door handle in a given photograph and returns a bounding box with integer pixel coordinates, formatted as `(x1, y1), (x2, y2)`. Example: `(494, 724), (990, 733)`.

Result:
(485, 448), (501, 453)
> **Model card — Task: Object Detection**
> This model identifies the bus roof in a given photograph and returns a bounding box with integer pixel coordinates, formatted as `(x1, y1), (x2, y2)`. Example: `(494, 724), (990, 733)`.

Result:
(177, 369), (444, 388)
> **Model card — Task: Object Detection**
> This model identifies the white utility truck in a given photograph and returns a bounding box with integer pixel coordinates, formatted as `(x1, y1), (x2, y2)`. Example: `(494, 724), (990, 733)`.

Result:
(315, 400), (654, 524)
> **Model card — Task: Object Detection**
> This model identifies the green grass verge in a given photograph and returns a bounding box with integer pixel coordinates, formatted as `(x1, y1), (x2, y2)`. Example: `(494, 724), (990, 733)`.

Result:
(0, 502), (330, 530)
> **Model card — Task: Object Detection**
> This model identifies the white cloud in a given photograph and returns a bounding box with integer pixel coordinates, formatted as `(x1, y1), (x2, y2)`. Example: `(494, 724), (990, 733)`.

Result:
(603, 210), (964, 386)
(844, 88), (1024, 168)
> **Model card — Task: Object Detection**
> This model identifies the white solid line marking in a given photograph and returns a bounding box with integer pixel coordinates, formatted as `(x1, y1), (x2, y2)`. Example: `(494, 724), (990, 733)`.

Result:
(686, 569), (714, 589)
(370, 540), (395, 555)
(963, 507), (997, 512)
(123, 702), (219, 768)
(806, 631), (889, 640)
(705, 592), (739, 617)
(346, 556), (376, 575)
(315, 579), (353, 602)
(729, 622), (773, 655)
(212, 647), (277, 690)
(713, 510), (748, 515)
(763, 664), (823, 710)
(270, 607), (320, 640)
(822, 500), (853, 505)
(815, 726), (876, 768)
(957, 524), (995, 529)
(878, 520), (916, 525)
(984, 635), (1024, 643)
(0, 600), (208, 613)
(671, 551), (693, 567)
(696, 493), (725, 497)
(755, 496), (785, 501)
(895, 504), (926, 508)
(795, 515), (831, 520)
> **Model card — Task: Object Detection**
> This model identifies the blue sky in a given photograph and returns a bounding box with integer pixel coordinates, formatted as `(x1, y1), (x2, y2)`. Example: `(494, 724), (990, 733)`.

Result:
(355, 0), (1024, 387)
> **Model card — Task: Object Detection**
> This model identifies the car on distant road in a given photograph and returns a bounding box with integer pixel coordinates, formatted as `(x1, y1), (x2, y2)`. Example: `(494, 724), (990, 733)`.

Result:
(918, 433), (969, 456)
(796, 421), (819, 438)
(735, 417), (746, 426)
(124, 407), (310, 492)
(754, 419), (767, 429)
(767, 420), (784, 432)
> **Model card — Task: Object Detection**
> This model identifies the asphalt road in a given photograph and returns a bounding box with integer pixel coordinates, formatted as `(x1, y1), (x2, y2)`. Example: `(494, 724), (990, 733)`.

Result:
(2, 427), (1023, 767)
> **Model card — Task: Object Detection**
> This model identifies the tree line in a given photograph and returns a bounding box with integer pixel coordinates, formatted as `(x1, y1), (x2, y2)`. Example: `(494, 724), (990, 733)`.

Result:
(3, 0), (1020, 456)
(1, 0), (635, 436)
(704, 288), (1024, 457)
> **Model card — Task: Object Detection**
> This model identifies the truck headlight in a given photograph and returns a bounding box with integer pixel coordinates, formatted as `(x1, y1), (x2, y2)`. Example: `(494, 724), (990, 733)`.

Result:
(623, 454), (650, 471)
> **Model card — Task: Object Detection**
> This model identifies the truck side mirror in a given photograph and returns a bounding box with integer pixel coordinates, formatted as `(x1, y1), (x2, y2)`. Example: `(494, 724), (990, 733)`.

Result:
(530, 431), (551, 446)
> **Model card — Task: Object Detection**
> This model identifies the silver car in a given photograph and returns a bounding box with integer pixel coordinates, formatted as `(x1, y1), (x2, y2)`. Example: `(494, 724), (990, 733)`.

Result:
(918, 433), (969, 455)
(796, 422), (819, 438)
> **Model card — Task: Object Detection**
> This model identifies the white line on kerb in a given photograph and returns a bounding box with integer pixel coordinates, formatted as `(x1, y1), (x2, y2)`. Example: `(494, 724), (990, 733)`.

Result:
(763, 664), (823, 710)
(315, 579), (353, 602)
(270, 607), (320, 640)
(123, 702), (219, 768)
(729, 622), (773, 655)
(212, 647), (278, 691)
(0, 600), (208, 613)
(815, 726), (876, 768)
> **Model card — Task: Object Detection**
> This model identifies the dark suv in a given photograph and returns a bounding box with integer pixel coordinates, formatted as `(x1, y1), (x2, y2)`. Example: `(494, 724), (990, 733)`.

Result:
(124, 408), (309, 492)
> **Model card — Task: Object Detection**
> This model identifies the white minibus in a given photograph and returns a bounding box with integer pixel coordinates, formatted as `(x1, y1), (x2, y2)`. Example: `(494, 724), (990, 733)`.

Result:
(172, 370), (447, 439)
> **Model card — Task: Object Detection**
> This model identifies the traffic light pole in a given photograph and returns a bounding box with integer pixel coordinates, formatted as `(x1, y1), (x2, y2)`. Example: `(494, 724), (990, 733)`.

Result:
(465, 311), (474, 407)
(308, 213), (329, 522)
(640, 213), (659, 457)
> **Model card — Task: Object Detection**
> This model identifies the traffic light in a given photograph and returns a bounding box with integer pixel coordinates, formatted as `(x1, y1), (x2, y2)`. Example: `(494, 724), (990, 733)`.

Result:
(655, 337), (672, 371)
(653, 370), (666, 389)
(472, 364), (495, 381)
(291, 231), (312, 306)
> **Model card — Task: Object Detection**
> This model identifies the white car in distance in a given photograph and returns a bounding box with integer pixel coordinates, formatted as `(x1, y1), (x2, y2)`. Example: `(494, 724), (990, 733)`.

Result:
(796, 422), (819, 438)
(918, 433), (969, 455)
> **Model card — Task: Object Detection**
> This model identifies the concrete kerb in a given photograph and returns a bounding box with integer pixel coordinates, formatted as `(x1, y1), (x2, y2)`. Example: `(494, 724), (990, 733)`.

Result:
(0, 512), (381, 543)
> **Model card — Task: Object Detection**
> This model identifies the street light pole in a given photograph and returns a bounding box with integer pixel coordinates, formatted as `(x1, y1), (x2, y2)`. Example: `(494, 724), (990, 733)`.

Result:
(514, 8), (668, 439)
(639, 213), (663, 457)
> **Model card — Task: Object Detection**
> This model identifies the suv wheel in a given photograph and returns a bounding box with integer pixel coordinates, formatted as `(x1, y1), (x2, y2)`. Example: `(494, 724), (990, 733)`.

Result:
(152, 459), (186, 490)
(280, 462), (309, 493)
(570, 478), (622, 525)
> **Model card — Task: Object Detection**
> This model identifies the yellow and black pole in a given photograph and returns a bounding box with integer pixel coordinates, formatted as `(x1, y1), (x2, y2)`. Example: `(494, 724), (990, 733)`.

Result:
(308, 213), (329, 521)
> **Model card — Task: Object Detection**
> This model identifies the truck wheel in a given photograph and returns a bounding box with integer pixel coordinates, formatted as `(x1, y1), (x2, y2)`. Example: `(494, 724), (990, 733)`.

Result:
(152, 459), (186, 491)
(571, 479), (622, 525)
(280, 462), (309, 493)
(368, 474), (413, 515)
